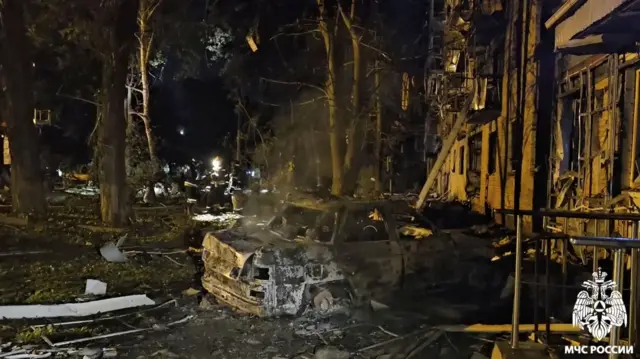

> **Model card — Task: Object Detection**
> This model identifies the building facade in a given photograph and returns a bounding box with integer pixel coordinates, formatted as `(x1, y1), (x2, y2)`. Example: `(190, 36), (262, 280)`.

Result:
(546, 0), (640, 238)
(430, 0), (640, 236)
(430, 0), (554, 231)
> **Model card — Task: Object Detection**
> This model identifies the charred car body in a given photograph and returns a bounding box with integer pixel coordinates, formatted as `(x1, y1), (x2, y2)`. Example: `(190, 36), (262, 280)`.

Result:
(201, 199), (491, 317)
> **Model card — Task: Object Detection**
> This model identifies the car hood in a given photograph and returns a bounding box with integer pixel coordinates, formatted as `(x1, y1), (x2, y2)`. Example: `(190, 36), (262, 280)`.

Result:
(202, 227), (334, 278)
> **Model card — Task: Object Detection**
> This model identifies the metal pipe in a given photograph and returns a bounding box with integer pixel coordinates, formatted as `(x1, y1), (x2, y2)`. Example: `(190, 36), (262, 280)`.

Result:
(629, 221), (638, 346)
(511, 214), (523, 349)
(570, 237), (640, 249)
(594, 221), (599, 272)
(545, 238), (551, 342)
(562, 218), (568, 309)
(494, 208), (640, 221)
(610, 248), (625, 359)
(533, 236), (540, 341)
(544, 0), (584, 29)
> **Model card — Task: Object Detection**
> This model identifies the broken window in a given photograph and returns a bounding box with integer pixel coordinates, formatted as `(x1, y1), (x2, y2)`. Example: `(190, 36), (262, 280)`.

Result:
(459, 145), (465, 174)
(488, 131), (497, 174)
(591, 85), (607, 157)
(343, 207), (388, 242)
(469, 133), (482, 172)
(452, 149), (457, 173)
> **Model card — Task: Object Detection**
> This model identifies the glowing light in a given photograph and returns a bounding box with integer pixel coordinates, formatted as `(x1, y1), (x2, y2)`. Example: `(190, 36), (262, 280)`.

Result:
(212, 157), (222, 172)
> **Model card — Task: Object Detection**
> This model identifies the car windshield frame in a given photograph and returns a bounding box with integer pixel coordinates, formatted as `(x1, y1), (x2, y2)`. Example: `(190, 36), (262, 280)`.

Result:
(270, 205), (339, 243)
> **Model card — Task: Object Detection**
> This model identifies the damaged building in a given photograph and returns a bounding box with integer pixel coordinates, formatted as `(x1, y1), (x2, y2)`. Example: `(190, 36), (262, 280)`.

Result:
(546, 0), (640, 239)
(430, 0), (554, 232)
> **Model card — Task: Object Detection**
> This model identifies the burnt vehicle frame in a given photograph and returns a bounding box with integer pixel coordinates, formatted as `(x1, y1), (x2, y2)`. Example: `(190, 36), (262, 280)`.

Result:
(201, 199), (463, 317)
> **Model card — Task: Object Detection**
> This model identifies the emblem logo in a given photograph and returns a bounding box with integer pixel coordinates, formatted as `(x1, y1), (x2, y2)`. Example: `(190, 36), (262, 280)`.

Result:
(572, 268), (627, 341)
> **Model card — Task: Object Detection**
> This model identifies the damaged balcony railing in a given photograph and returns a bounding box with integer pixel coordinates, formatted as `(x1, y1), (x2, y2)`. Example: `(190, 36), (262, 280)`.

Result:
(494, 208), (640, 358)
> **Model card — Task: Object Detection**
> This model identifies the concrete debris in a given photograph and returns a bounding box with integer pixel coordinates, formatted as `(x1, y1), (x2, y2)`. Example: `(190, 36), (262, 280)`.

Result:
(313, 346), (349, 359)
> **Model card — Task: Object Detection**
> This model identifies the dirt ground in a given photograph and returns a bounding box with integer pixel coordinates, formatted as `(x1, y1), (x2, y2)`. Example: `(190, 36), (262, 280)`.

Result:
(0, 196), (565, 358)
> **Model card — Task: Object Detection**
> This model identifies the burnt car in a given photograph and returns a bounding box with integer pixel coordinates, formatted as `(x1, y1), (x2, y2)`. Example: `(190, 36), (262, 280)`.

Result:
(201, 199), (486, 317)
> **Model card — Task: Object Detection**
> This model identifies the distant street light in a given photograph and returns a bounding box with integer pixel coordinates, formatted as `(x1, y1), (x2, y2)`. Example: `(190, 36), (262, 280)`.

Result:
(178, 127), (185, 136)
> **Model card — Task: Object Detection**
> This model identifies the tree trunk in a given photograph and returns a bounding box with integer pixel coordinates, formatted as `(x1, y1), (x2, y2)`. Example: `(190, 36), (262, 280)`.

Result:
(0, 0), (46, 215)
(317, 0), (343, 195)
(98, 0), (138, 226)
(374, 59), (382, 194)
(137, 0), (159, 167)
(137, 0), (161, 204)
(339, 0), (363, 195)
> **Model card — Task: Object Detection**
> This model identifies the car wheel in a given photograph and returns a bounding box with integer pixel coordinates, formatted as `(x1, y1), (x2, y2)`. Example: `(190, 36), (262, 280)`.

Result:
(301, 281), (355, 316)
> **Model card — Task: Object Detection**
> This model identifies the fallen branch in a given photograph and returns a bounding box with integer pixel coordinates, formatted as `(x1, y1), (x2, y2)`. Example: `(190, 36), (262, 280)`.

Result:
(356, 327), (430, 352)
(405, 330), (444, 359)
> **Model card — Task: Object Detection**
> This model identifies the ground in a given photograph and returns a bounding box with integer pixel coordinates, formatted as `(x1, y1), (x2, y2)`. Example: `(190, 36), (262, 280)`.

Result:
(0, 196), (597, 359)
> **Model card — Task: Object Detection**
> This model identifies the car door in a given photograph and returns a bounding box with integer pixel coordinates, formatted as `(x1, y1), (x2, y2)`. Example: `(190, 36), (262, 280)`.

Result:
(333, 205), (403, 298)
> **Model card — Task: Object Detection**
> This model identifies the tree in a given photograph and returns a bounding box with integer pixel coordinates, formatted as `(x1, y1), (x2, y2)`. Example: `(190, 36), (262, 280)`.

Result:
(317, 0), (343, 196)
(135, 0), (161, 166)
(0, 0), (47, 214)
(99, 0), (139, 225)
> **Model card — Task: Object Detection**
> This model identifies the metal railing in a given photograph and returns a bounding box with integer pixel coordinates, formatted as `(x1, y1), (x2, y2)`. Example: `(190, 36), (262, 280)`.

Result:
(494, 208), (640, 359)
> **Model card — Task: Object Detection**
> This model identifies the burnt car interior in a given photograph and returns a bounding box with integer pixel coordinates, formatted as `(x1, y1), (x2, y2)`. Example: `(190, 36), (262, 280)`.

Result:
(342, 207), (389, 242)
(268, 205), (337, 242)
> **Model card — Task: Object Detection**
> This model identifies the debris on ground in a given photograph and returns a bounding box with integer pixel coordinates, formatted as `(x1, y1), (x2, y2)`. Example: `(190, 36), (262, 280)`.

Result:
(83, 279), (107, 297)
(0, 295), (155, 319)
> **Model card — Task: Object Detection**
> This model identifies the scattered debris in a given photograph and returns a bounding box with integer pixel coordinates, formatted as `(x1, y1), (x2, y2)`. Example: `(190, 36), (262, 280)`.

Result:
(84, 280), (107, 296)
(0, 215), (28, 227)
(30, 299), (178, 328)
(398, 225), (433, 239)
(182, 288), (200, 296)
(77, 225), (124, 233)
(49, 315), (194, 347)
(370, 300), (389, 312)
(99, 242), (128, 263)
(313, 346), (349, 359)
(0, 294), (155, 319)
(64, 186), (99, 197)
(0, 251), (51, 258)
(191, 212), (242, 223)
